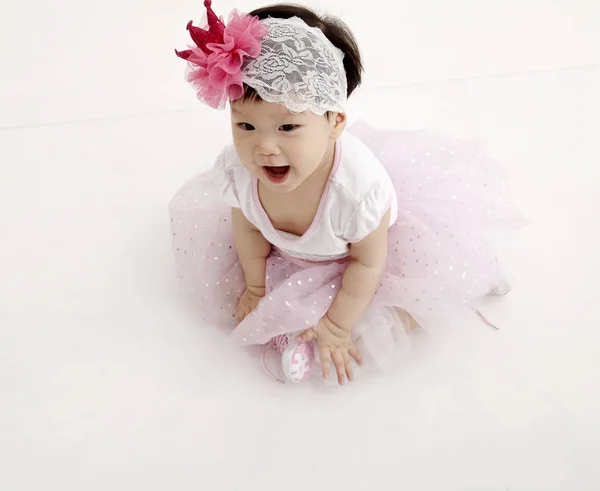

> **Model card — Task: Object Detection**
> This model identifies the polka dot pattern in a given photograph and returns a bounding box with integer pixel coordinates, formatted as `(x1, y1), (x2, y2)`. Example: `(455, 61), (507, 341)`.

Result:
(169, 123), (521, 370)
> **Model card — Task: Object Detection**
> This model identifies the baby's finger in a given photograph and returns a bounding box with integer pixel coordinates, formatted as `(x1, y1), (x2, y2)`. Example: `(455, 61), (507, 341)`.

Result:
(304, 329), (317, 342)
(343, 352), (354, 382)
(320, 348), (331, 380)
(349, 346), (363, 366)
(297, 328), (316, 343)
(332, 351), (346, 385)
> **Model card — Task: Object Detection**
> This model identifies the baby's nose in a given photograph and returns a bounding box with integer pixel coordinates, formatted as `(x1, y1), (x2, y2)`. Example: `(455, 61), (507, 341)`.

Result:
(255, 135), (280, 156)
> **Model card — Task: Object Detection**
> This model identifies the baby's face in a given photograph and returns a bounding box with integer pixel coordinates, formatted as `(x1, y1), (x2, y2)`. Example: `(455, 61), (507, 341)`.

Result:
(230, 100), (344, 193)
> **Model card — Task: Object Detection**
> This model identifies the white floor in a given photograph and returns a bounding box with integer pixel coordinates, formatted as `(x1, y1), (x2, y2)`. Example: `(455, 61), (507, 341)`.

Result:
(2, 1), (600, 490)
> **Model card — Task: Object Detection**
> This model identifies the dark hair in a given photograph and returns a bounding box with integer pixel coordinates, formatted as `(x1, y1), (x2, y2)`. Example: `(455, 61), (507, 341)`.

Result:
(241, 3), (363, 104)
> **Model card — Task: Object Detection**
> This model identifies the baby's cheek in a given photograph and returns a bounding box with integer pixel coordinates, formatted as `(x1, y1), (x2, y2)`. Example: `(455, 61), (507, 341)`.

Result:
(239, 154), (257, 172)
(294, 161), (312, 178)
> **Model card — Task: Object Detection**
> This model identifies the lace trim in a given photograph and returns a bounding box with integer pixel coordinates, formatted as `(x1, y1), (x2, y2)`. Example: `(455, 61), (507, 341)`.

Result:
(242, 17), (347, 115)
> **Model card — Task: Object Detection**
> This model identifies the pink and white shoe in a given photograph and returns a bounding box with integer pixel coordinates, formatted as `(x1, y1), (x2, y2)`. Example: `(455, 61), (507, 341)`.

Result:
(263, 334), (315, 383)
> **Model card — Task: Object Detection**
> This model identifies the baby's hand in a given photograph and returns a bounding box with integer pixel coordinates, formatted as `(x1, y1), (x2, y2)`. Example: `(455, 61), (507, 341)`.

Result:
(297, 317), (362, 385)
(236, 287), (264, 323)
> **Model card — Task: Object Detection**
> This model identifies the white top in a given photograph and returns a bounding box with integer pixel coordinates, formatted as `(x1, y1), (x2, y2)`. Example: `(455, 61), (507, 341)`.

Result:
(212, 132), (398, 262)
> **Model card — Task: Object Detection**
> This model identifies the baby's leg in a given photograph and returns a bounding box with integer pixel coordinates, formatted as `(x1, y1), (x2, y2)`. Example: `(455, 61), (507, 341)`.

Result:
(391, 308), (421, 333)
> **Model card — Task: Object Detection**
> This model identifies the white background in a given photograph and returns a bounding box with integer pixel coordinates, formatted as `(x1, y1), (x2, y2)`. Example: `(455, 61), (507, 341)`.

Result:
(1, 0), (600, 490)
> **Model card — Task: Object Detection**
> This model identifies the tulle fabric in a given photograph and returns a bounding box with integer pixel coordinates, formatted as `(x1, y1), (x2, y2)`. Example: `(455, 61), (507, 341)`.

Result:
(169, 122), (522, 374)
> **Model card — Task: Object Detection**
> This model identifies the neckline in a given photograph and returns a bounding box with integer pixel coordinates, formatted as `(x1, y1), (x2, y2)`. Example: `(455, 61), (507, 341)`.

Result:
(252, 138), (342, 244)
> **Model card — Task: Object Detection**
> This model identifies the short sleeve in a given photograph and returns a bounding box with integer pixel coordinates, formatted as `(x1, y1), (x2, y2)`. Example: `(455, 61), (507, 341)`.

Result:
(211, 146), (241, 208)
(342, 179), (396, 243)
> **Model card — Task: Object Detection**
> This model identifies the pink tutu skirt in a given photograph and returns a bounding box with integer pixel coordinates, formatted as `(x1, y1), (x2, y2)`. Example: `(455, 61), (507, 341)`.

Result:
(169, 122), (522, 374)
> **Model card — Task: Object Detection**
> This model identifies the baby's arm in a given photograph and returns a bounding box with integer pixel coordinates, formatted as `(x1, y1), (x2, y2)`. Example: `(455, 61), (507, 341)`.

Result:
(232, 207), (272, 297)
(326, 210), (391, 331)
(299, 210), (390, 383)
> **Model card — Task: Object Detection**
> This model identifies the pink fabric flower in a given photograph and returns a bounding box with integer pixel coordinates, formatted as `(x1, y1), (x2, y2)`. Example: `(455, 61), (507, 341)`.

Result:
(182, 11), (267, 109)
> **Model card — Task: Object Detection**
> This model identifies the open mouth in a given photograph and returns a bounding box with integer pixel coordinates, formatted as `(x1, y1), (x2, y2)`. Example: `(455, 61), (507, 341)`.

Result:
(263, 166), (290, 183)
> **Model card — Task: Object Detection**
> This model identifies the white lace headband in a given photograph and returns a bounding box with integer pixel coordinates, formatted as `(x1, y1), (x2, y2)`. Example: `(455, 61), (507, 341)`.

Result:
(175, 1), (348, 115)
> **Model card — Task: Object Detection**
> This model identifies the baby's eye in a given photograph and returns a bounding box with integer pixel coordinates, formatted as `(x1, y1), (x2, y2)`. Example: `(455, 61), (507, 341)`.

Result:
(238, 123), (255, 131)
(279, 124), (298, 132)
